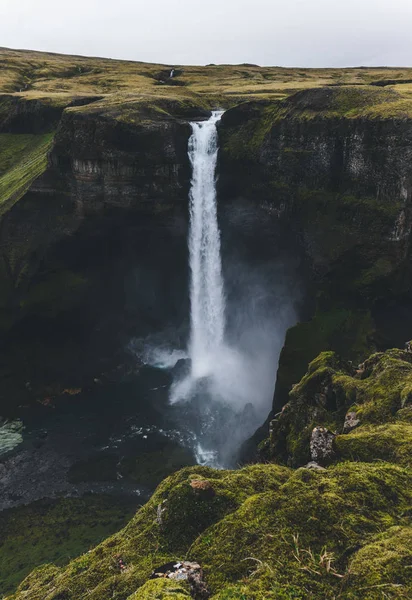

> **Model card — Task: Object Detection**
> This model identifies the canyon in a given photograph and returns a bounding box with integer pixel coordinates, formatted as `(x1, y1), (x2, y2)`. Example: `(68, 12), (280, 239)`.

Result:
(0, 48), (412, 598)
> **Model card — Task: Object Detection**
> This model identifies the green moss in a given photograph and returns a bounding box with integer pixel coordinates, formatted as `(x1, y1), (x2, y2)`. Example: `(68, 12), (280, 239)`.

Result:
(191, 462), (411, 598)
(127, 578), (190, 599)
(0, 495), (137, 595)
(274, 309), (376, 415)
(335, 423), (412, 466)
(159, 464), (289, 554)
(344, 349), (412, 423)
(271, 347), (412, 466)
(347, 527), (412, 597)
(0, 133), (54, 216)
(6, 460), (412, 600)
(396, 406), (412, 423)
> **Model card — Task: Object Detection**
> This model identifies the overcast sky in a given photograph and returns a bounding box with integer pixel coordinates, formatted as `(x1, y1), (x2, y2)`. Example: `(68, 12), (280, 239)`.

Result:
(1, 0), (412, 67)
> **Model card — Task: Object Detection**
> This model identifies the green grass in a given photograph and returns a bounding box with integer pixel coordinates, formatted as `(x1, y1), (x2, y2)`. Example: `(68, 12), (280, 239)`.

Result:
(0, 133), (54, 215)
(0, 495), (137, 596)
(3, 47), (412, 105)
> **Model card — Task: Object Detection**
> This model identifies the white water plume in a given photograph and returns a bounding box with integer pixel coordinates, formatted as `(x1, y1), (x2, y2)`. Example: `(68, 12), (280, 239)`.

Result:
(188, 110), (226, 379)
(170, 110), (269, 417)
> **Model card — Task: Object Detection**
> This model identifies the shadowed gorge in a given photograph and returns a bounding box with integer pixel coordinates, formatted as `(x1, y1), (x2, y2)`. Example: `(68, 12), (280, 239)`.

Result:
(0, 47), (412, 599)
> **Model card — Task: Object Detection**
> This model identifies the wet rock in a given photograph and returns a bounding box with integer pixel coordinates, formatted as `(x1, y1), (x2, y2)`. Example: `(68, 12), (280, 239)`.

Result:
(151, 560), (210, 599)
(190, 479), (215, 498)
(304, 461), (326, 471)
(343, 411), (360, 433)
(156, 500), (167, 526)
(310, 427), (335, 465)
(172, 358), (192, 379)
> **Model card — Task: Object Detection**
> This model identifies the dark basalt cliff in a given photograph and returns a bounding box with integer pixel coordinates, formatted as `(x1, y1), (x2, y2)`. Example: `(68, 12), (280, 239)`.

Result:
(0, 95), (208, 410)
(219, 87), (412, 416)
(48, 100), (196, 214)
(2, 86), (412, 418)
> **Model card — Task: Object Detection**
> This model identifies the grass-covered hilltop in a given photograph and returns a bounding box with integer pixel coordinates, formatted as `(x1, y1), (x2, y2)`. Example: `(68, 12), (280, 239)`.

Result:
(1, 47), (412, 599)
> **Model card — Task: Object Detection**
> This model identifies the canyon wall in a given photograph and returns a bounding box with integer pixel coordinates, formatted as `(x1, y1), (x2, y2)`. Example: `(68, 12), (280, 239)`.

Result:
(2, 86), (412, 418)
(0, 95), (206, 411)
(218, 87), (412, 415)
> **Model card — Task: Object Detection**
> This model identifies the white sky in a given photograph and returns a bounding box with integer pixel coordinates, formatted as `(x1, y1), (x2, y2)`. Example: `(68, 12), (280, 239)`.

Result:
(1, 0), (412, 67)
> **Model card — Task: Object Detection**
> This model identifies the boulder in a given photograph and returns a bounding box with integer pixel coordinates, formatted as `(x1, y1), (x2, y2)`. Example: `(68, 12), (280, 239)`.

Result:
(310, 426), (336, 465)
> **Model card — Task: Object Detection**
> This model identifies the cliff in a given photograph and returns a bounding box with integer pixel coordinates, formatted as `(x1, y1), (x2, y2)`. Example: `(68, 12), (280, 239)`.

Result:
(219, 86), (412, 414)
(0, 92), (209, 410)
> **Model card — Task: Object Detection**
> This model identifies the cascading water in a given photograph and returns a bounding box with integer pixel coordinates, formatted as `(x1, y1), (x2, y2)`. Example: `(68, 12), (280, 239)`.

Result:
(188, 111), (225, 378)
(169, 110), (226, 408)
(146, 109), (298, 467)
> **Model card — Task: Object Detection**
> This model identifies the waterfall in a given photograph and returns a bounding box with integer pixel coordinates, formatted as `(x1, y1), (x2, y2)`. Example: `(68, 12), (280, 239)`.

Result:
(188, 111), (225, 379)
(164, 109), (295, 467)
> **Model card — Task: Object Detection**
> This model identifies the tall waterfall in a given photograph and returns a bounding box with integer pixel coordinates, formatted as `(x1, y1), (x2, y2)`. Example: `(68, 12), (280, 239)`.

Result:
(161, 109), (297, 466)
(188, 111), (225, 378)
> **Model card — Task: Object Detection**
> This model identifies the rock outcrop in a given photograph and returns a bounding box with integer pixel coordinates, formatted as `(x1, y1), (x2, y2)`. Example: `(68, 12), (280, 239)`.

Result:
(269, 345), (412, 467)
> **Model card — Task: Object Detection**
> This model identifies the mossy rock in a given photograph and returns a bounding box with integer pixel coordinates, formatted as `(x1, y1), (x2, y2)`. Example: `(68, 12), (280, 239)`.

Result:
(270, 347), (412, 466)
(191, 462), (411, 598)
(274, 308), (376, 412)
(347, 526), (412, 598)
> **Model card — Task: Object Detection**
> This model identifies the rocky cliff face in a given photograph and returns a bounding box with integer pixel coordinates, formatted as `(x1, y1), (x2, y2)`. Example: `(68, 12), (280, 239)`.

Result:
(48, 99), (196, 215)
(3, 86), (412, 418)
(219, 87), (412, 414)
(0, 96), (209, 411)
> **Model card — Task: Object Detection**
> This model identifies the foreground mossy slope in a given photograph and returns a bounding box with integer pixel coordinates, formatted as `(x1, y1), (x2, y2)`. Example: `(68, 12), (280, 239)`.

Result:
(5, 346), (412, 599)
(6, 458), (412, 599)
